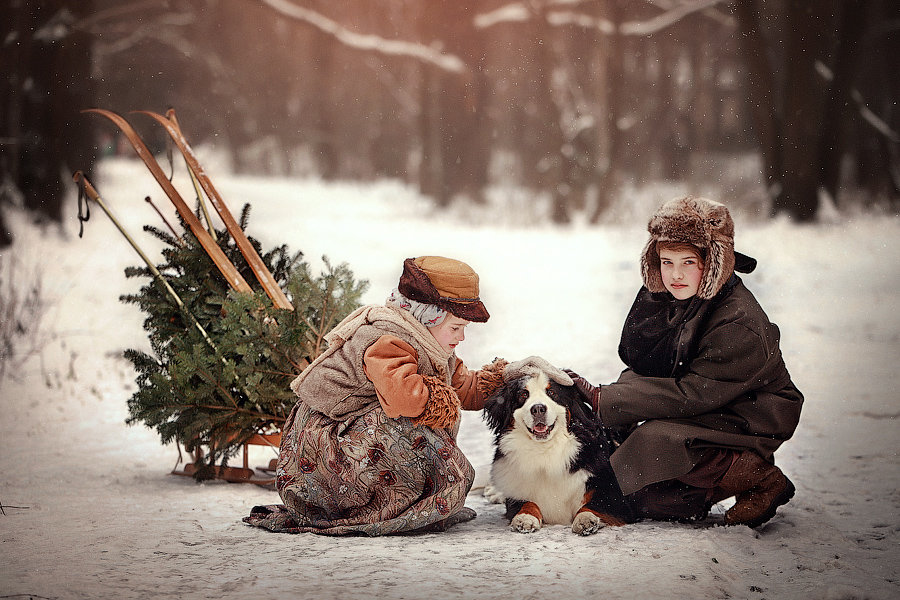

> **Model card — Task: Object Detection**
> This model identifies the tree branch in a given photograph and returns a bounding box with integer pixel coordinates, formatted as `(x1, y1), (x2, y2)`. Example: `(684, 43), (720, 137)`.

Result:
(477, 0), (730, 36)
(258, 0), (467, 74)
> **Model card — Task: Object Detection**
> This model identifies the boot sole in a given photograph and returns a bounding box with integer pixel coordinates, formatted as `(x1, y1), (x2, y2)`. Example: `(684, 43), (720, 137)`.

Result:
(742, 477), (796, 528)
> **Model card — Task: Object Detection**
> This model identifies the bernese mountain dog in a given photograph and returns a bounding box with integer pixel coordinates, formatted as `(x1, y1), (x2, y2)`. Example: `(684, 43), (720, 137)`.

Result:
(483, 369), (634, 534)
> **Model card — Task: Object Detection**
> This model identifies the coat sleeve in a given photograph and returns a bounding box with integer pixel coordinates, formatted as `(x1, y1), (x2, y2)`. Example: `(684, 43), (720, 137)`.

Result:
(450, 358), (507, 411)
(362, 335), (430, 419)
(599, 320), (776, 426)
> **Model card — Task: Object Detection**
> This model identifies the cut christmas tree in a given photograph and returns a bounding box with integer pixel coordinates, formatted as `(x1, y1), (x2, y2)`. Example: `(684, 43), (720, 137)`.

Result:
(122, 211), (367, 482)
(77, 110), (368, 483)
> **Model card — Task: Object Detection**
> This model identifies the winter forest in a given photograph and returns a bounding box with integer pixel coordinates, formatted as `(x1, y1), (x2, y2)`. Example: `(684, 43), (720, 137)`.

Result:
(2, 2), (900, 600)
(2, 0), (899, 236)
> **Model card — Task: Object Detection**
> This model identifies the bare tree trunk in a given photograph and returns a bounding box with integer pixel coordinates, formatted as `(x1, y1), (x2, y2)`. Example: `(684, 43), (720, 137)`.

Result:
(417, 1), (488, 206)
(515, 14), (569, 223)
(591, 0), (625, 223)
(1, 0), (96, 232)
(564, 22), (603, 213)
(779, 1), (836, 221)
(418, 64), (443, 203)
(830, 0), (899, 206)
(818, 0), (868, 206)
(733, 0), (784, 209)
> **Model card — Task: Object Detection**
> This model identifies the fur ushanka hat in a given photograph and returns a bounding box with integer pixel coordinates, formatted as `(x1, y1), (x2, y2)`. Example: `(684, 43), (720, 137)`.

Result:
(641, 196), (739, 300)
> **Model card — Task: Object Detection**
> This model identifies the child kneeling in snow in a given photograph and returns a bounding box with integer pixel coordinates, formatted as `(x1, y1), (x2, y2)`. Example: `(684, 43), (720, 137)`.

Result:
(245, 256), (542, 535)
(568, 196), (803, 528)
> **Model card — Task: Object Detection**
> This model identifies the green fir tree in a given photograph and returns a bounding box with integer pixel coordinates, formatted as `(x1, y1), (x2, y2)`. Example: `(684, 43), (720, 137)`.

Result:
(122, 204), (367, 480)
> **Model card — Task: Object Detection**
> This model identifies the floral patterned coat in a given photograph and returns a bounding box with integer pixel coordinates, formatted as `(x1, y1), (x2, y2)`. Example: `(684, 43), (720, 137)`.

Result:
(244, 305), (498, 535)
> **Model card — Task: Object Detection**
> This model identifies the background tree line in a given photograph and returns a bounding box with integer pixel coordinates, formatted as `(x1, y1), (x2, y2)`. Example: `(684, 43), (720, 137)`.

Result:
(2, 0), (897, 247)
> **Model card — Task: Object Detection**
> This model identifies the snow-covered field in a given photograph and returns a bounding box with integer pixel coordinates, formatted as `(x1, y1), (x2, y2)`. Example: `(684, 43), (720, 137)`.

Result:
(2, 157), (898, 599)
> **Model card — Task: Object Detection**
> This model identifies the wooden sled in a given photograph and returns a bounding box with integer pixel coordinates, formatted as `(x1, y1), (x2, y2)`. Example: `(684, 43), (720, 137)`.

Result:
(172, 432), (282, 488)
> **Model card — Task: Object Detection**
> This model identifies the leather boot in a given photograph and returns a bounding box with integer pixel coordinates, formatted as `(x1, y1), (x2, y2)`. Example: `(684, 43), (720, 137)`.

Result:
(717, 451), (795, 527)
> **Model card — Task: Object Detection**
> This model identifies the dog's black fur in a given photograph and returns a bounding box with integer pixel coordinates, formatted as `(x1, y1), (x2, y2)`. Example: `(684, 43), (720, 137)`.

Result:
(483, 371), (634, 533)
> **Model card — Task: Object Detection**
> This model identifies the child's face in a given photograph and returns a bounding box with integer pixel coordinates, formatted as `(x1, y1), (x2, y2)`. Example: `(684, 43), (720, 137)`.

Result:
(659, 249), (704, 299)
(429, 314), (470, 353)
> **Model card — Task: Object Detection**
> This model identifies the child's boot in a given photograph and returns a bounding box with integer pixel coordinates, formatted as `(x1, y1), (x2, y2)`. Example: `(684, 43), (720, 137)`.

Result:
(717, 451), (795, 527)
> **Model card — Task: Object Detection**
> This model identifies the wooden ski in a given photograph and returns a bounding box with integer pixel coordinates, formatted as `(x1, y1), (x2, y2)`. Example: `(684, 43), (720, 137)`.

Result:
(136, 109), (294, 311)
(74, 171), (218, 347)
(83, 108), (253, 295)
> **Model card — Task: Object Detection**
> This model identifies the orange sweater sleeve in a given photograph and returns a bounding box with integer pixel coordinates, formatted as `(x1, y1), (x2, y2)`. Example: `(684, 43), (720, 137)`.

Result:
(451, 360), (484, 410)
(451, 357), (508, 411)
(363, 335), (430, 419)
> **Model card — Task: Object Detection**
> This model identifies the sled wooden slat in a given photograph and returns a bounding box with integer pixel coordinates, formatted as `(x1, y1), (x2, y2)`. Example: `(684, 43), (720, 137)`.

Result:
(172, 433), (282, 488)
(136, 109), (294, 312)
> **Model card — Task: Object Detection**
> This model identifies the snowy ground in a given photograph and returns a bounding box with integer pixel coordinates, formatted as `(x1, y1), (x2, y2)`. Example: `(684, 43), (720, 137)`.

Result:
(1, 157), (898, 599)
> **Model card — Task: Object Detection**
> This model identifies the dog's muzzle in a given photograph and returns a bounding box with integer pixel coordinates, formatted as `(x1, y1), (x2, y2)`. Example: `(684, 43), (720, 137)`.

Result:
(526, 403), (555, 440)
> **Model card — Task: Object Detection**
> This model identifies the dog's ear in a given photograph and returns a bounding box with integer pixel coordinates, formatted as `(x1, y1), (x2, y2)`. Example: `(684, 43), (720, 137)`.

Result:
(562, 383), (596, 426)
(483, 383), (510, 432)
(482, 379), (520, 433)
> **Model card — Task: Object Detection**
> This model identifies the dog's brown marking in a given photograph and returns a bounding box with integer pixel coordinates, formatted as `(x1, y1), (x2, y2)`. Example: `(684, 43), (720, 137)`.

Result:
(576, 506), (627, 527)
(579, 490), (626, 526)
(518, 501), (544, 524)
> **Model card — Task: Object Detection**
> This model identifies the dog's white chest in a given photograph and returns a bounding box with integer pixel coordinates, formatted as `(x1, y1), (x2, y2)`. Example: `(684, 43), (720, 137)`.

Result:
(493, 431), (588, 525)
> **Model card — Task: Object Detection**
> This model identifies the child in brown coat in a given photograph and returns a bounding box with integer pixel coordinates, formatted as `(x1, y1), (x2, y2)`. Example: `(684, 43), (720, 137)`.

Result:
(568, 197), (803, 527)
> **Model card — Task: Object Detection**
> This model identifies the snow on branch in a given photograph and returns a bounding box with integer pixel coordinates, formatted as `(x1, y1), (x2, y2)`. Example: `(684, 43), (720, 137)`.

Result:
(816, 61), (900, 143)
(474, 3), (531, 29)
(620, 0), (726, 36)
(476, 0), (728, 36)
(545, 10), (615, 34)
(645, 0), (734, 27)
(259, 0), (466, 74)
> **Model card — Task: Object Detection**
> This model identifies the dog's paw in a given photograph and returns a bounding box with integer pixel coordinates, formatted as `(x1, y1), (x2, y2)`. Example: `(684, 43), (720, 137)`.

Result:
(572, 511), (608, 536)
(510, 513), (541, 533)
(483, 481), (506, 504)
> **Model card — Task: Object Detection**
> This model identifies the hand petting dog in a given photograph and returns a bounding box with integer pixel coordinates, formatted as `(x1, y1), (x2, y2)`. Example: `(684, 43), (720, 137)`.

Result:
(503, 355), (574, 386)
(563, 369), (601, 412)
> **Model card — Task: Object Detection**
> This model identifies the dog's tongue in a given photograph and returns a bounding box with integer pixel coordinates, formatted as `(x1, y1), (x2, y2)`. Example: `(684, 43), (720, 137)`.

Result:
(533, 423), (549, 433)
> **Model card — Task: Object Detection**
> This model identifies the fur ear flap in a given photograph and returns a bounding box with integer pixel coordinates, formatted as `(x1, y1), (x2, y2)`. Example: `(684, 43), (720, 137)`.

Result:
(698, 239), (735, 299)
(641, 236), (666, 293)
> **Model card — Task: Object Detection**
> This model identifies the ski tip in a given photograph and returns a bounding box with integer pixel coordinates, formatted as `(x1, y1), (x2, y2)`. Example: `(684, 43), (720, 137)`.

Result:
(132, 110), (174, 128)
(82, 107), (116, 116)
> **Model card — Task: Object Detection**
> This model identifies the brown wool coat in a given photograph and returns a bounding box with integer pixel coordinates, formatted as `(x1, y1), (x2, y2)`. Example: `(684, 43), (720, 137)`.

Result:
(599, 280), (804, 495)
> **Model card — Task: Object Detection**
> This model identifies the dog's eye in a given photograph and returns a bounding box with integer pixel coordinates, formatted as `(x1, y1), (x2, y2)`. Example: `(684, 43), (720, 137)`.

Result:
(517, 390), (528, 402)
(546, 388), (556, 399)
